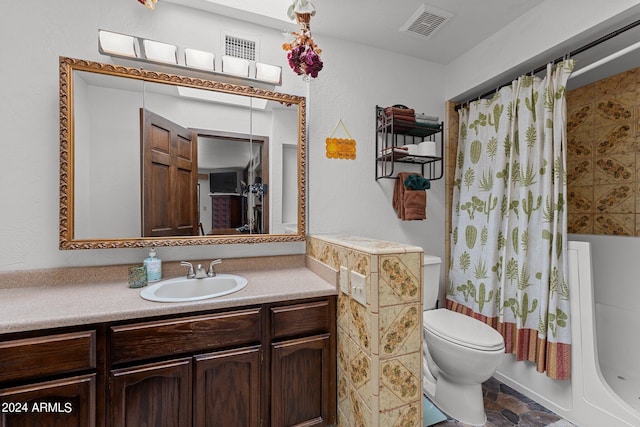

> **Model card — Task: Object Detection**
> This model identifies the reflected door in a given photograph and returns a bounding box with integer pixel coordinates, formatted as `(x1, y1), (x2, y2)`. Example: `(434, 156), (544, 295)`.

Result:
(141, 109), (198, 237)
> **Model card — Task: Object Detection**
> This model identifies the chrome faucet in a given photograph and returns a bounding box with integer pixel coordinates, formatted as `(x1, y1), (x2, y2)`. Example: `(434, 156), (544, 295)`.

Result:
(181, 260), (222, 279)
(208, 259), (222, 277)
(180, 261), (195, 279)
(194, 264), (208, 279)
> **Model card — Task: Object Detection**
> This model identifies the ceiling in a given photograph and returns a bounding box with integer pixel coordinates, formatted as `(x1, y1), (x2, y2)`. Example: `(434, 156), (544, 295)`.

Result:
(165, 0), (545, 64)
(164, 0), (640, 92)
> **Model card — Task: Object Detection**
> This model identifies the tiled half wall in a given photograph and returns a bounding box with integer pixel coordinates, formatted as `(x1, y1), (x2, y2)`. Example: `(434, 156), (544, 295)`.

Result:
(307, 235), (424, 427)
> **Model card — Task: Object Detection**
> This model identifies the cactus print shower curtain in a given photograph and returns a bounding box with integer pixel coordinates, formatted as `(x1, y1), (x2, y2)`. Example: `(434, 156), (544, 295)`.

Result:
(448, 61), (574, 380)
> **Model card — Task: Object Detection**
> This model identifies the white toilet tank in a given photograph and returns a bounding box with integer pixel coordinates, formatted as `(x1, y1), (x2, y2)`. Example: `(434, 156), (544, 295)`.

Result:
(423, 255), (442, 310)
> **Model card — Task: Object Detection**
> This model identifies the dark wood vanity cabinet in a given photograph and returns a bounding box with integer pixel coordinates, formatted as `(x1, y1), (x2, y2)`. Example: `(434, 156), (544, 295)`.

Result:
(269, 300), (336, 427)
(0, 296), (336, 427)
(0, 330), (98, 427)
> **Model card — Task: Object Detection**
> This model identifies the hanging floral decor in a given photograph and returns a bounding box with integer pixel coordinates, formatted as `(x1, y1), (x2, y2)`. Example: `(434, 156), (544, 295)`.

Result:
(137, 0), (157, 10)
(282, 0), (323, 79)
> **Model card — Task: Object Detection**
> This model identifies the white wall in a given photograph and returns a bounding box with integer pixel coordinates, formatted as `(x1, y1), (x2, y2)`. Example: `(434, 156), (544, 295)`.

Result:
(305, 36), (447, 261)
(0, 0), (446, 270)
(445, 0), (640, 101)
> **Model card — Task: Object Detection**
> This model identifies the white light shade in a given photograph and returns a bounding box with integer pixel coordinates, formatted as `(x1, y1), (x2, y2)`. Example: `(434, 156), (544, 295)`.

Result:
(255, 63), (282, 84)
(185, 48), (215, 71)
(222, 55), (250, 77)
(143, 39), (178, 64)
(98, 30), (137, 58)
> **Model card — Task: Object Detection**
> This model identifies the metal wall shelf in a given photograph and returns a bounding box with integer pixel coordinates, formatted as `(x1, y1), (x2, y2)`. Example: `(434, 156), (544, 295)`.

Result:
(375, 105), (444, 180)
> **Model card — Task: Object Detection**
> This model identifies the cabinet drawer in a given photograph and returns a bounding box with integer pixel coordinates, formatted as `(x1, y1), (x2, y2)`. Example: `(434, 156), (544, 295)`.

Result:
(0, 330), (96, 384)
(271, 300), (331, 340)
(110, 308), (261, 364)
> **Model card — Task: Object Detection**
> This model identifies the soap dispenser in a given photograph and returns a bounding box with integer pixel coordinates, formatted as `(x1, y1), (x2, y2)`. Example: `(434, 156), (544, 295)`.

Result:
(144, 248), (162, 282)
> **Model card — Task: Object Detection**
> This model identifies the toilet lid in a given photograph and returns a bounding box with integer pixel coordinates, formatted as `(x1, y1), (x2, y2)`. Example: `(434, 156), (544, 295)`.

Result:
(423, 309), (504, 351)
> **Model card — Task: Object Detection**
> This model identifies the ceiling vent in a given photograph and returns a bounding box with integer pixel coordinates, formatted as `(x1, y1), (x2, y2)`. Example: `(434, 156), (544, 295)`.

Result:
(224, 35), (256, 61)
(399, 4), (453, 40)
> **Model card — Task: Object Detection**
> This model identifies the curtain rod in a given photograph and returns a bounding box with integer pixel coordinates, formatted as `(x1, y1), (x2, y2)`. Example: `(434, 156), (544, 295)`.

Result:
(454, 17), (640, 110)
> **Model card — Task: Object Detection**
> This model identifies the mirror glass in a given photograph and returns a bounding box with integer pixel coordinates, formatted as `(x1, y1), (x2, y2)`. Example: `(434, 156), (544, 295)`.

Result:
(60, 57), (306, 249)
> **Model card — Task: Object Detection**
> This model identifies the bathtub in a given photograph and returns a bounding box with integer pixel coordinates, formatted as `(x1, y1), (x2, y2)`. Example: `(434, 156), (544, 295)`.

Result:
(493, 240), (640, 427)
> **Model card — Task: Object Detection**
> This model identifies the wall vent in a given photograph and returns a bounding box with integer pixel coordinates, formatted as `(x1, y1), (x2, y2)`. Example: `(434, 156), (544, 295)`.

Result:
(399, 4), (453, 40)
(224, 35), (256, 61)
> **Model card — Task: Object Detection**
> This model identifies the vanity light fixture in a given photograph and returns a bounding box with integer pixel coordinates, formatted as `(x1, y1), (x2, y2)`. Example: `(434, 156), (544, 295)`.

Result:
(97, 30), (282, 86)
(98, 30), (137, 58)
(255, 63), (282, 85)
(185, 48), (215, 71)
(142, 39), (178, 64)
(221, 55), (250, 77)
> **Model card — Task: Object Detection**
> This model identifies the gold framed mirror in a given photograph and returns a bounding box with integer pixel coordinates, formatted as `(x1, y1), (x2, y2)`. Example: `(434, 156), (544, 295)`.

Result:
(59, 57), (306, 249)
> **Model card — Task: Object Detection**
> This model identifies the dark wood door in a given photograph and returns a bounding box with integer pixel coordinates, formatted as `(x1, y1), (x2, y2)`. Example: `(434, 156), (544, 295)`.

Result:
(271, 334), (333, 427)
(109, 358), (191, 427)
(194, 346), (261, 427)
(0, 374), (96, 427)
(141, 109), (198, 237)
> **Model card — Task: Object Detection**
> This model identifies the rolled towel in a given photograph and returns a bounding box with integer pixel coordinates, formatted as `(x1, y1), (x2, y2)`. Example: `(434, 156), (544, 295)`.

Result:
(404, 174), (431, 190)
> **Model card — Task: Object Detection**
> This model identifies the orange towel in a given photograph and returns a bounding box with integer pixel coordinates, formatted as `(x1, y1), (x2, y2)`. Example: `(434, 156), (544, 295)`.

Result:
(393, 172), (426, 220)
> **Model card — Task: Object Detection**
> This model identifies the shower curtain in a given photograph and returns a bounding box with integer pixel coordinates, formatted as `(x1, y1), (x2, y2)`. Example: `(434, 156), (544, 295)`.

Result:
(447, 61), (574, 380)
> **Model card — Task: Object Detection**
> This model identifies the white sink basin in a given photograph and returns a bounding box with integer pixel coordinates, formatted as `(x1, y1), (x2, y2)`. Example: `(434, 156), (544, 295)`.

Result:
(140, 274), (248, 302)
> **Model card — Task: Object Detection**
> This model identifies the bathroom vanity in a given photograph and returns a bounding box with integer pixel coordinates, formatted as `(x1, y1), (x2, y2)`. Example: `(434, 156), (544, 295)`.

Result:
(0, 264), (337, 427)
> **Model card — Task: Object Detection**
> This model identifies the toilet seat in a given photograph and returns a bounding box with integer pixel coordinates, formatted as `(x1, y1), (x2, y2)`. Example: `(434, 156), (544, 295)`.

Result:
(423, 309), (504, 351)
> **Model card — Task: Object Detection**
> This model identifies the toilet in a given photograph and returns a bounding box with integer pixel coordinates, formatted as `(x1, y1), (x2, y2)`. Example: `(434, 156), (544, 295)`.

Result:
(422, 255), (505, 426)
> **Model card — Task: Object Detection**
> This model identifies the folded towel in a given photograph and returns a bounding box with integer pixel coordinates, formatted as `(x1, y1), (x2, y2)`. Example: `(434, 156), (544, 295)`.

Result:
(393, 172), (426, 220)
(385, 106), (415, 118)
(415, 113), (439, 121)
(404, 174), (431, 190)
(404, 189), (427, 220)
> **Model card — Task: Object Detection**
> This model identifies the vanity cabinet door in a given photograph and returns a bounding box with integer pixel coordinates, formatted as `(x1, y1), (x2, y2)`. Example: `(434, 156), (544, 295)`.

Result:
(0, 374), (96, 427)
(108, 358), (191, 427)
(271, 334), (333, 427)
(193, 345), (261, 427)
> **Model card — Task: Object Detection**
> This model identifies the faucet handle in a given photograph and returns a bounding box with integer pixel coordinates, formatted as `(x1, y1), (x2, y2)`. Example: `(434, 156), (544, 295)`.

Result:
(208, 259), (222, 277)
(180, 261), (195, 279)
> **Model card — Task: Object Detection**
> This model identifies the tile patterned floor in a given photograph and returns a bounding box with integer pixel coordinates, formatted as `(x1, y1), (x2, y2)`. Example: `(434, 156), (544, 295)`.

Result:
(430, 377), (577, 426)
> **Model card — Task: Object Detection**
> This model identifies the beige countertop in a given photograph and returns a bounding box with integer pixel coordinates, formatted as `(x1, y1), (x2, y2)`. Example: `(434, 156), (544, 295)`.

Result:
(0, 259), (337, 334)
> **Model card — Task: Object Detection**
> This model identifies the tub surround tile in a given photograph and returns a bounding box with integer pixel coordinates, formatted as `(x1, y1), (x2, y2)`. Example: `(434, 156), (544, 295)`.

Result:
(565, 66), (640, 236)
(594, 214), (634, 235)
(594, 184), (634, 213)
(567, 187), (593, 213)
(568, 213), (594, 234)
(566, 158), (593, 186)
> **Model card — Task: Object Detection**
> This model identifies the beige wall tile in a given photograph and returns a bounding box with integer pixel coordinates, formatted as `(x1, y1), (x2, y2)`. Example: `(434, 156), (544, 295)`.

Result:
(350, 298), (372, 354)
(379, 402), (423, 427)
(350, 349), (372, 404)
(350, 386), (373, 427)
(379, 351), (422, 411)
(566, 66), (640, 237)
(378, 254), (421, 307)
(594, 184), (634, 213)
(379, 303), (422, 358)
(568, 213), (594, 234)
(594, 214), (634, 235)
